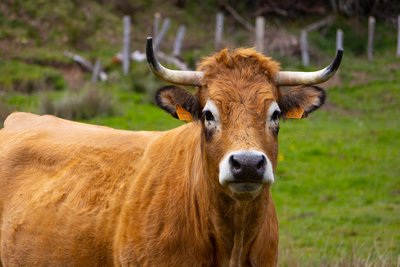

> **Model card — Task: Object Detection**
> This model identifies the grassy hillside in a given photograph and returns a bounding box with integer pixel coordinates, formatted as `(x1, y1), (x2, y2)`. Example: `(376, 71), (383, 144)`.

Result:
(0, 1), (399, 266)
(275, 77), (400, 266)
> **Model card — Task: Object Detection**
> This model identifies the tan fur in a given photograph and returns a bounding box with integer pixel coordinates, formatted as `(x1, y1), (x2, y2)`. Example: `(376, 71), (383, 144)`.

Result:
(0, 113), (162, 266)
(0, 48), (325, 266)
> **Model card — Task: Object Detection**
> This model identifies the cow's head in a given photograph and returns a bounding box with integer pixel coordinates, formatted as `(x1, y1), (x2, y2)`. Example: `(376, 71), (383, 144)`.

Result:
(147, 37), (342, 199)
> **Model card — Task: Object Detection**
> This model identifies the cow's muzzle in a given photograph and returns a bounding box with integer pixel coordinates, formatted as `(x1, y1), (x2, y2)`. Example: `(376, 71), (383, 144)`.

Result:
(219, 150), (274, 193)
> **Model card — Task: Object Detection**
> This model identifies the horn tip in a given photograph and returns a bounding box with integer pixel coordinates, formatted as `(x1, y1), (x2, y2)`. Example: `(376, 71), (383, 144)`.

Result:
(329, 48), (344, 73)
(146, 37), (153, 47)
(146, 36), (159, 72)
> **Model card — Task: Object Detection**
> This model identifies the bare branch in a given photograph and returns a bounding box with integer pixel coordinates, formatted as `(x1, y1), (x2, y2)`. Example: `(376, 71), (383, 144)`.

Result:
(223, 3), (255, 32)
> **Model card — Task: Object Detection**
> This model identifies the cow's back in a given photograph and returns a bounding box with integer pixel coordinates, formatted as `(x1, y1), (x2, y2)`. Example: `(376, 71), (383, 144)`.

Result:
(0, 112), (162, 266)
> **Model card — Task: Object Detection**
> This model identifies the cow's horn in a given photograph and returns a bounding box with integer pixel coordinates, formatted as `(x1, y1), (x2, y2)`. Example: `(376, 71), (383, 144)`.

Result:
(275, 49), (343, 86)
(146, 37), (203, 86)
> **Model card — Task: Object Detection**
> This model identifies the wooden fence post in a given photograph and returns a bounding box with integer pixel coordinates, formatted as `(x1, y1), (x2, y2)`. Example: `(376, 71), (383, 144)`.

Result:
(367, 16), (375, 61)
(122, 15), (131, 75)
(154, 18), (171, 52)
(173, 25), (186, 57)
(255, 16), (265, 53)
(300, 30), (310, 67)
(336, 29), (343, 50)
(397, 15), (400, 57)
(91, 59), (101, 83)
(153, 13), (161, 38)
(215, 12), (224, 50)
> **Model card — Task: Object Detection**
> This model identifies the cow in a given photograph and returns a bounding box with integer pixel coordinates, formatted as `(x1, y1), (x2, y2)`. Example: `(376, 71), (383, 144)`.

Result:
(0, 37), (342, 266)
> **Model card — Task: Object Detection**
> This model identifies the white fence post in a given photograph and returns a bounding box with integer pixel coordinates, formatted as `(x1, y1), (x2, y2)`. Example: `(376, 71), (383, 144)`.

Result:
(91, 59), (101, 82)
(215, 12), (224, 50)
(255, 16), (265, 53)
(397, 15), (400, 57)
(300, 30), (310, 67)
(367, 16), (375, 61)
(336, 29), (343, 50)
(154, 18), (171, 52)
(173, 25), (186, 57)
(153, 12), (161, 38)
(122, 15), (131, 75)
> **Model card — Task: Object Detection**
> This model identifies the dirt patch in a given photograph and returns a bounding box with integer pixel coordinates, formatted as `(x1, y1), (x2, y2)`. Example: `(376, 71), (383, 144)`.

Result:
(56, 65), (86, 90)
(322, 101), (361, 116)
(349, 71), (372, 86)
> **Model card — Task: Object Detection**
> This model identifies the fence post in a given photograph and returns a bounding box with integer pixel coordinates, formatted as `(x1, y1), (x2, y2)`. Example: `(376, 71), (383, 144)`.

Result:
(154, 18), (171, 52)
(153, 12), (161, 38)
(91, 59), (101, 82)
(336, 29), (343, 50)
(173, 25), (186, 57)
(255, 16), (265, 53)
(300, 30), (310, 67)
(122, 15), (131, 75)
(397, 15), (400, 57)
(367, 16), (375, 61)
(215, 12), (224, 50)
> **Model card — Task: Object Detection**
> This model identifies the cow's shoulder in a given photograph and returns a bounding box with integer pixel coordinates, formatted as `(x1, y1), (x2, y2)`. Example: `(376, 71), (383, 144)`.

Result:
(0, 113), (164, 213)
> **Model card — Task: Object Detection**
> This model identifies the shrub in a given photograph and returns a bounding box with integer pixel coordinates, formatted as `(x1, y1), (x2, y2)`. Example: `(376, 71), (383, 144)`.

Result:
(0, 61), (66, 93)
(40, 85), (114, 120)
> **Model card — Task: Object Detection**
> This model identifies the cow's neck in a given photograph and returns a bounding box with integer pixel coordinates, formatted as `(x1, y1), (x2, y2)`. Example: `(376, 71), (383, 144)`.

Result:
(210, 188), (269, 266)
(192, 151), (269, 266)
(181, 123), (270, 265)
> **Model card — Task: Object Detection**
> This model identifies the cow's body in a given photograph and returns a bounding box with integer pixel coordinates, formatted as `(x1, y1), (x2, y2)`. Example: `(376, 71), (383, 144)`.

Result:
(0, 43), (341, 266)
(0, 113), (278, 266)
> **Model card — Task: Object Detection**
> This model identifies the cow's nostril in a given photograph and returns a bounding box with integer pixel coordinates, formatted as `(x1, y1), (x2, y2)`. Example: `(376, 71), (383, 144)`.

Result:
(256, 156), (266, 170)
(229, 155), (241, 171)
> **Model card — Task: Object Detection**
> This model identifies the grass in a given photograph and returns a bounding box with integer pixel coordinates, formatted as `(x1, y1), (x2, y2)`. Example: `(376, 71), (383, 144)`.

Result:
(274, 78), (400, 266)
(0, 61), (66, 92)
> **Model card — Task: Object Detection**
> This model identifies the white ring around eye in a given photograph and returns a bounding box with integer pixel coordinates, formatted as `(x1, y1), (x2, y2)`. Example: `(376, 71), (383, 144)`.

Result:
(267, 101), (280, 122)
(203, 99), (220, 123)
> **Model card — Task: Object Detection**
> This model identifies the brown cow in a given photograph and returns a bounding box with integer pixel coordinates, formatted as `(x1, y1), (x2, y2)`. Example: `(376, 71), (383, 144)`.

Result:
(0, 37), (342, 266)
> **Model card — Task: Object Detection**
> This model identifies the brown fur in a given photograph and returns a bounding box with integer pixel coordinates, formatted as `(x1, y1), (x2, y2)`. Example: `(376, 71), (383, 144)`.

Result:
(0, 113), (162, 266)
(0, 48), (325, 266)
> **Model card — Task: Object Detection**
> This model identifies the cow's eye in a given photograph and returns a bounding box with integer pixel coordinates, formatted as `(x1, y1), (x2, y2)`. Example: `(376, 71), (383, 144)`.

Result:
(271, 110), (281, 121)
(204, 110), (215, 121)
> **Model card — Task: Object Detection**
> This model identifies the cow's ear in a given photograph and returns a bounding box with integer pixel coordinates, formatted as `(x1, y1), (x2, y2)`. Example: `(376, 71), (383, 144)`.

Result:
(155, 85), (200, 121)
(278, 85), (326, 119)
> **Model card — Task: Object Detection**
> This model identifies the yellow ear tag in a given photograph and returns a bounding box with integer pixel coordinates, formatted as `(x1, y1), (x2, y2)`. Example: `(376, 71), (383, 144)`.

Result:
(286, 107), (304, 119)
(176, 105), (193, 122)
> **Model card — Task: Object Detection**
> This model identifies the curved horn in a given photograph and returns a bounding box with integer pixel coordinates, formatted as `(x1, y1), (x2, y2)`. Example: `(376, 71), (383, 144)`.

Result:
(146, 37), (203, 86)
(275, 49), (343, 86)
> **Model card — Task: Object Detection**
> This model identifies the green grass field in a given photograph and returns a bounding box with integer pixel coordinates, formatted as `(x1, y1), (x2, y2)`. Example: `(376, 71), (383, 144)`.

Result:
(275, 79), (400, 266)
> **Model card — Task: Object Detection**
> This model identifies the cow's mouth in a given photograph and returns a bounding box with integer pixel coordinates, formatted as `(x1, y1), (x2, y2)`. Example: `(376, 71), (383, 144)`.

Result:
(227, 181), (264, 193)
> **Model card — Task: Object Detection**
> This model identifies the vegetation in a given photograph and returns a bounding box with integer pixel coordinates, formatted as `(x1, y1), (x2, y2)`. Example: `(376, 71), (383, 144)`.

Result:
(0, 1), (399, 266)
(276, 78), (400, 266)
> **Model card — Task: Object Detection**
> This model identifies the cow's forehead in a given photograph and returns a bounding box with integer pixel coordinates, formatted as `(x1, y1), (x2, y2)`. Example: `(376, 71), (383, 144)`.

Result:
(199, 48), (279, 106)
(197, 48), (280, 108)
(198, 47), (280, 83)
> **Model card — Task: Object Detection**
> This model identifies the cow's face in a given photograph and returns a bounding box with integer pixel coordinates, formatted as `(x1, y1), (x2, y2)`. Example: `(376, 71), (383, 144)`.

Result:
(156, 49), (325, 199)
(198, 76), (280, 197)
